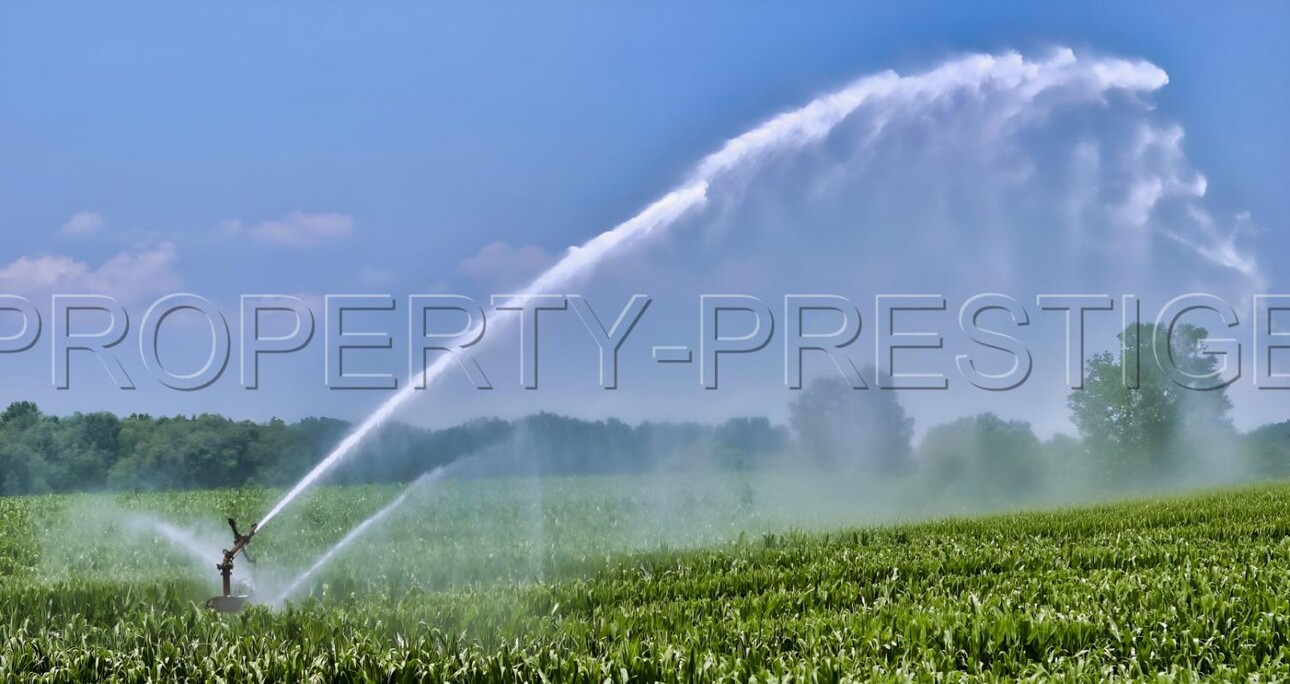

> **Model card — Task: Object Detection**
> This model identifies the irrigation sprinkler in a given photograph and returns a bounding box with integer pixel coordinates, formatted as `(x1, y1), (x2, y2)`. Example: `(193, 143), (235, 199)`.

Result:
(205, 518), (258, 613)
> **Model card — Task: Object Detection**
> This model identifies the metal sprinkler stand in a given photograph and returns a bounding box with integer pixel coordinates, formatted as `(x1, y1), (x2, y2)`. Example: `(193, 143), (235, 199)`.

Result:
(205, 518), (258, 613)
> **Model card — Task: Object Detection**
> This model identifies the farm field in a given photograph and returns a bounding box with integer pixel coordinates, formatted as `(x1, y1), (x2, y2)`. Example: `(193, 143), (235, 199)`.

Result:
(4, 476), (1290, 681)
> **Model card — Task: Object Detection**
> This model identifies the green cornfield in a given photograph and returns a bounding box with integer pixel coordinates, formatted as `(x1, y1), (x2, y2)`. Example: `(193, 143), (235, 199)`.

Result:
(4, 475), (1290, 681)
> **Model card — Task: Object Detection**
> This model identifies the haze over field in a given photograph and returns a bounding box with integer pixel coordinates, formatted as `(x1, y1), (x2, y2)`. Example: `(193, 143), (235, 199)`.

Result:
(3, 37), (1290, 597)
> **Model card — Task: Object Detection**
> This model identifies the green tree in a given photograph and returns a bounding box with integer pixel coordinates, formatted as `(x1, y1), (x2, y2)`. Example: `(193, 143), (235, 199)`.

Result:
(0, 401), (40, 428)
(918, 413), (1043, 502)
(1246, 421), (1290, 478)
(0, 402), (54, 494)
(53, 412), (122, 491)
(789, 373), (912, 473)
(1068, 323), (1233, 479)
(714, 417), (787, 470)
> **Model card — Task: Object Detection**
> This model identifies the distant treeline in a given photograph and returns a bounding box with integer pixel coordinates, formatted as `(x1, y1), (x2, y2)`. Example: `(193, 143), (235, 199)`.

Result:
(0, 401), (790, 495)
(3, 323), (1290, 496)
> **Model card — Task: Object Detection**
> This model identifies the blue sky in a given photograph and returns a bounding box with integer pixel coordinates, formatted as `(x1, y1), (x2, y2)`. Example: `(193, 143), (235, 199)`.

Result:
(1, 3), (1287, 434)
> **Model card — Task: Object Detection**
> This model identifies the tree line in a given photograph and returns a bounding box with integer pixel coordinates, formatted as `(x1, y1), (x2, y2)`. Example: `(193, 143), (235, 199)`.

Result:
(1, 323), (1288, 496)
(0, 403), (789, 495)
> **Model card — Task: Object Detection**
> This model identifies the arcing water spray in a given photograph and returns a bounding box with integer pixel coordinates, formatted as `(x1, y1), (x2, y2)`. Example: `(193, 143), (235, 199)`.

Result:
(256, 49), (1174, 535)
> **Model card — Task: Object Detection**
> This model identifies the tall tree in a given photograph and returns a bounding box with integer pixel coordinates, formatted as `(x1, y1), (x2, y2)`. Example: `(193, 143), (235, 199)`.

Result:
(1068, 323), (1233, 478)
(918, 413), (1043, 501)
(788, 372), (912, 473)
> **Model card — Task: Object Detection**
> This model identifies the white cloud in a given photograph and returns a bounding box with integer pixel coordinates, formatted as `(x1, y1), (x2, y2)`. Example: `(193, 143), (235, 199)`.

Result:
(224, 211), (354, 247)
(59, 211), (106, 237)
(354, 266), (396, 287)
(0, 243), (181, 302)
(218, 219), (244, 238)
(457, 241), (553, 288)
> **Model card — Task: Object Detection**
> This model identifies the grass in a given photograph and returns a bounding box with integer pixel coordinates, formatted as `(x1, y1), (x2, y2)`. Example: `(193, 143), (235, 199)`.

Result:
(3, 475), (1290, 681)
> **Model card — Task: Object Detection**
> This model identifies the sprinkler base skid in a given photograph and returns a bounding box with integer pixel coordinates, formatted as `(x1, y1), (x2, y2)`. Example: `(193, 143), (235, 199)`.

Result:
(204, 595), (250, 613)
